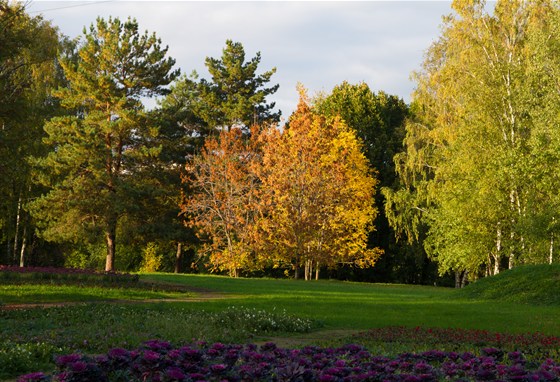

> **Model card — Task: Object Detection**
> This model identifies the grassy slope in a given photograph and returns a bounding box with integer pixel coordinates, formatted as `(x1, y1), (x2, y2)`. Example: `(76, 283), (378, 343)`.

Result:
(458, 264), (560, 305)
(140, 272), (560, 335)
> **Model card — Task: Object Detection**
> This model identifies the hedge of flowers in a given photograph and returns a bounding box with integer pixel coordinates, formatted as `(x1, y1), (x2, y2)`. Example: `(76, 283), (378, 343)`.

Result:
(0, 265), (139, 284)
(17, 340), (560, 382)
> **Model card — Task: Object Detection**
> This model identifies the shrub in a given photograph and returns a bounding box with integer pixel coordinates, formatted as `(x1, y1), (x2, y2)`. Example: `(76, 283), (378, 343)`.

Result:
(139, 243), (162, 273)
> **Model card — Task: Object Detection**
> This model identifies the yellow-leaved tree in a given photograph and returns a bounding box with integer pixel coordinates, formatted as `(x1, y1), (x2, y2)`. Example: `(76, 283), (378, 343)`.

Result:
(256, 88), (381, 279)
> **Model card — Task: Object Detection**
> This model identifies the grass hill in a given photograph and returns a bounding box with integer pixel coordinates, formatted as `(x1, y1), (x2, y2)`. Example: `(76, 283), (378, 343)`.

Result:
(459, 264), (560, 305)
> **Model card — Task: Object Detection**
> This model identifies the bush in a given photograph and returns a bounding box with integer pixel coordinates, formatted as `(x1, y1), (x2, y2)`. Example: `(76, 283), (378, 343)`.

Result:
(139, 243), (162, 273)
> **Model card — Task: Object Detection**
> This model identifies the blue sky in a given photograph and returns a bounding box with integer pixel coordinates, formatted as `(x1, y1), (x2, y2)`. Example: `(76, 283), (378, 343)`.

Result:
(28, 1), (453, 118)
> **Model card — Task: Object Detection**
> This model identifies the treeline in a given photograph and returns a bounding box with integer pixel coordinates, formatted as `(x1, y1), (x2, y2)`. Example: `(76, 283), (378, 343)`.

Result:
(1, 0), (558, 285)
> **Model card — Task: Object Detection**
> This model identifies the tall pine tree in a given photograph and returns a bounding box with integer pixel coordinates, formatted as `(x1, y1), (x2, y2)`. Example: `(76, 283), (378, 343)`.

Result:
(30, 17), (179, 271)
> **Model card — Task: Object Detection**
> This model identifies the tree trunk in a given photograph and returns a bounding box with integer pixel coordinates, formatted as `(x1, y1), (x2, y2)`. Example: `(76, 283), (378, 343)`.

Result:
(13, 194), (22, 264)
(105, 218), (117, 271)
(315, 262), (319, 280)
(460, 270), (468, 288)
(550, 233), (554, 265)
(175, 242), (182, 273)
(495, 225), (502, 275)
(19, 225), (27, 267)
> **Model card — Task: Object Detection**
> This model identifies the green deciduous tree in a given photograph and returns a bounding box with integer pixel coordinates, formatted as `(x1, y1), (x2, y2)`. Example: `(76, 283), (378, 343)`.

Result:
(386, 0), (560, 284)
(29, 17), (179, 271)
(0, 2), (63, 267)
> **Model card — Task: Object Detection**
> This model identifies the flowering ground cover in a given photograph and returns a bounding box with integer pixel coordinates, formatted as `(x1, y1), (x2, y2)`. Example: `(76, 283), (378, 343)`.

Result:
(0, 305), (318, 380)
(342, 327), (560, 364)
(17, 339), (560, 382)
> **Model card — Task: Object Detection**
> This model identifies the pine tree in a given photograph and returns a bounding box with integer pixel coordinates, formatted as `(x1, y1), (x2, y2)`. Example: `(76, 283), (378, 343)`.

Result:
(30, 17), (179, 271)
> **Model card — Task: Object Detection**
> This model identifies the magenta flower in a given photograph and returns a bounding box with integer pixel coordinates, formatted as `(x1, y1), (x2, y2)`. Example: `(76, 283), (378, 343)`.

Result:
(142, 350), (161, 362)
(55, 353), (82, 367)
(210, 363), (226, 373)
(70, 361), (87, 373)
(166, 367), (186, 380)
(16, 372), (48, 382)
(108, 347), (129, 358)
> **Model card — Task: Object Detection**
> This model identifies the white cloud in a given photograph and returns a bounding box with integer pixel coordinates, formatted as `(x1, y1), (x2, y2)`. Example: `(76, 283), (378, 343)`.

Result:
(28, 0), (452, 116)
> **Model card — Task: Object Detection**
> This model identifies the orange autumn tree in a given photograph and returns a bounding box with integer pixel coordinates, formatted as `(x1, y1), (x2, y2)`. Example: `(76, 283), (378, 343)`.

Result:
(181, 127), (261, 277)
(256, 88), (382, 279)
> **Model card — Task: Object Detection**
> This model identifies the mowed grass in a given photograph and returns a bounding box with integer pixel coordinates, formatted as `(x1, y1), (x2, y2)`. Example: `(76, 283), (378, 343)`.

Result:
(0, 283), (192, 305)
(140, 272), (560, 335)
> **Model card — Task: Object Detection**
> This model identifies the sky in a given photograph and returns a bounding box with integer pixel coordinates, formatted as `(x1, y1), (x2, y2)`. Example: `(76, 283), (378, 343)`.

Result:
(26, 0), (454, 119)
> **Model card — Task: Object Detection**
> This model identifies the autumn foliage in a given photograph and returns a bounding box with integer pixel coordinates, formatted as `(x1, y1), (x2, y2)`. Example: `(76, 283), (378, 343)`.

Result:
(182, 90), (381, 278)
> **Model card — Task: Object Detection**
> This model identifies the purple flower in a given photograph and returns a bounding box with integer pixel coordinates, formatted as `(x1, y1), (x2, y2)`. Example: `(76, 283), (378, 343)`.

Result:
(108, 347), (129, 358)
(189, 373), (206, 379)
(16, 372), (48, 382)
(55, 353), (81, 367)
(144, 339), (171, 351)
(211, 364), (227, 373)
(70, 361), (88, 373)
(166, 367), (186, 380)
(143, 350), (161, 362)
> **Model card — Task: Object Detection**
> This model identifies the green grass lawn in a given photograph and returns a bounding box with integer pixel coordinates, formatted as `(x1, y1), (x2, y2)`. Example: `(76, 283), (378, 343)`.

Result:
(139, 272), (560, 335)
(0, 283), (192, 305)
(1, 265), (560, 380)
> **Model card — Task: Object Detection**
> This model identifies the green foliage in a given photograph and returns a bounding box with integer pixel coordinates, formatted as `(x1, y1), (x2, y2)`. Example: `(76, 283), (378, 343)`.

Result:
(458, 264), (560, 305)
(0, 340), (61, 380)
(314, 82), (408, 189)
(386, 0), (560, 279)
(28, 16), (179, 271)
(313, 82), (435, 285)
(164, 39), (280, 138)
(0, 2), (64, 267)
(140, 242), (163, 273)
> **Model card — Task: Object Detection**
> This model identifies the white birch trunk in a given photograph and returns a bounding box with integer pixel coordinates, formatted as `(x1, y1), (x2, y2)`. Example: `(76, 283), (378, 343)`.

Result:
(550, 233), (554, 265)
(495, 225), (502, 275)
(13, 195), (22, 263)
(19, 226), (27, 268)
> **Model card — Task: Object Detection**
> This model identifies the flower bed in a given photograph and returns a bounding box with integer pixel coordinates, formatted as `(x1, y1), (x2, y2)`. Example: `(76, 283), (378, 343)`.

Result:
(17, 340), (560, 382)
(356, 326), (560, 350)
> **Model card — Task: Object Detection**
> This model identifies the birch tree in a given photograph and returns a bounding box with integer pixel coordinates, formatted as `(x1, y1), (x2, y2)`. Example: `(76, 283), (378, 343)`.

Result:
(385, 0), (559, 282)
(0, 2), (62, 266)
